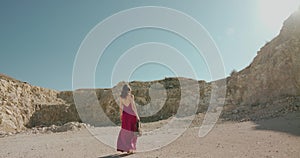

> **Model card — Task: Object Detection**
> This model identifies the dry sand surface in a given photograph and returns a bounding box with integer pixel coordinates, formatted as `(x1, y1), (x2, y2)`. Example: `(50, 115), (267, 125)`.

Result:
(1, 112), (300, 158)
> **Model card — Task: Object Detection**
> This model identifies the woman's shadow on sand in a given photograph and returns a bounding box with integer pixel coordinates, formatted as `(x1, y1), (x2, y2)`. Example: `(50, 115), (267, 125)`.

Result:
(98, 153), (132, 158)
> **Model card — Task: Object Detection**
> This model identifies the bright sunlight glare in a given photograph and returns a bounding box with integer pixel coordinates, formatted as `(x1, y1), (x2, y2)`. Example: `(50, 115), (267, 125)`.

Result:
(259, 0), (300, 31)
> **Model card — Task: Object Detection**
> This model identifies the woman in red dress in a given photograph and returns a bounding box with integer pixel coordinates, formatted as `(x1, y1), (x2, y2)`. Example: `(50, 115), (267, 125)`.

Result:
(117, 84), (140, 154)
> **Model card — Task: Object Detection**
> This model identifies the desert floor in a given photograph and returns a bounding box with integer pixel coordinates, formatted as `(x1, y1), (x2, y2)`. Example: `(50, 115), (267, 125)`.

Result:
(1, 112), (300, 158)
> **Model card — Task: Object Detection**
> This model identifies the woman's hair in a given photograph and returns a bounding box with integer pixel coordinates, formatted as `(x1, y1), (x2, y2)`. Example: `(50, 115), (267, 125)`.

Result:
(120, 84), (131, 98)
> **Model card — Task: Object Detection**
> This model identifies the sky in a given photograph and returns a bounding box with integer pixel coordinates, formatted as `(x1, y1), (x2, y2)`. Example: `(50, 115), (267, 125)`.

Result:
(0, 0), (299, 91)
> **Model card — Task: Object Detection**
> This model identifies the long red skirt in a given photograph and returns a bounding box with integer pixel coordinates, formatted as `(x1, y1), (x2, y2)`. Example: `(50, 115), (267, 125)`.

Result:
(117, 104), (138, 152)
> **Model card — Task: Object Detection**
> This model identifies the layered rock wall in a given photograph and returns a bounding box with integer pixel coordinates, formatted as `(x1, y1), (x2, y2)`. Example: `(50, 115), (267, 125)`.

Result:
(226, 10), (300, 106)
(0, 74), (79, 132)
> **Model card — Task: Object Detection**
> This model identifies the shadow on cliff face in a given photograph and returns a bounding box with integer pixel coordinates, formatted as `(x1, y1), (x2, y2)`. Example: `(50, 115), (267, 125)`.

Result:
(253, 111), (300, 136)
(26, 104), (81, 127)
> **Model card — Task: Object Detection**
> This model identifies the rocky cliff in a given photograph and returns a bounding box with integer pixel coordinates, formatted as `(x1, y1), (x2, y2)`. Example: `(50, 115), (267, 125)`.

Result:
(56, 78), (211, 126)
(226, 9), (300, 106)
(0, 74), (80, 132)
(0, 9), (300, 133)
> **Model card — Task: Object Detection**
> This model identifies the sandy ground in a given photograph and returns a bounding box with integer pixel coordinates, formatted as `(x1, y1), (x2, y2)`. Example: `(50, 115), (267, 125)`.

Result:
(1, 112), (300, 158)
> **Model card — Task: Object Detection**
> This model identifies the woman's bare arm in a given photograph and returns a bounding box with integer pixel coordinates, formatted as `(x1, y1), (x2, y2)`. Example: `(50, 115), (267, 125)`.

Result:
(119, 97), (123, 122)
(131, 95), (140, 120)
